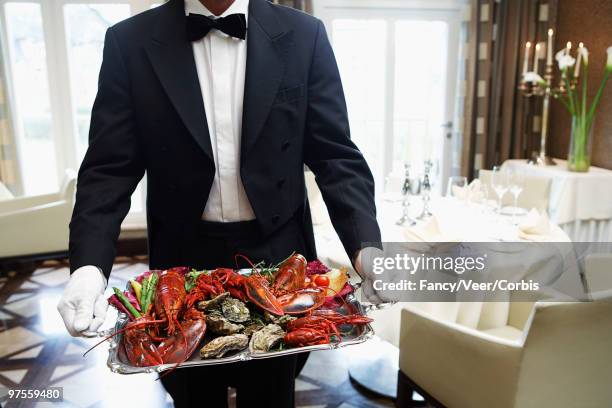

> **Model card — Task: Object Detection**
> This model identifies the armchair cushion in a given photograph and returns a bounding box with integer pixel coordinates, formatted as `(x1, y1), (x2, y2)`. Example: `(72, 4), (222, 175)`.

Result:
(481, 325), (523, 342)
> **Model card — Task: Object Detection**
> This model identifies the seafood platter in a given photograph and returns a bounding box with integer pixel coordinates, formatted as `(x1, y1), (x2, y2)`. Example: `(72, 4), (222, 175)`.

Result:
(85, 254), (375, 374)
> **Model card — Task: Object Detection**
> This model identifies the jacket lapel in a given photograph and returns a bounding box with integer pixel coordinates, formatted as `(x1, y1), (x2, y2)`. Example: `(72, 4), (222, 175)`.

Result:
(241, 0), (291, 158)
(144, 0), (214, 163)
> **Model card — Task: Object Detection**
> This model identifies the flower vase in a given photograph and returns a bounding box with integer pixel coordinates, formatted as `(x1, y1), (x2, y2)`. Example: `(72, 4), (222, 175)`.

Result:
(567, 115), (593, 172)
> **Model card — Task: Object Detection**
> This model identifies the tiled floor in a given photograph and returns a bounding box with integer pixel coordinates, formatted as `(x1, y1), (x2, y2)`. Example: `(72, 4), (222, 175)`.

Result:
(0, 259), (396, 408)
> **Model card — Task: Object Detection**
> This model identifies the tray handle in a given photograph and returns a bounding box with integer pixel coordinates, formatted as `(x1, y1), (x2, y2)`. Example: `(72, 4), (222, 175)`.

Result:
(362, 301), (397, 314)
(80, 328), (115, 338)
(351, 281), (396, 313)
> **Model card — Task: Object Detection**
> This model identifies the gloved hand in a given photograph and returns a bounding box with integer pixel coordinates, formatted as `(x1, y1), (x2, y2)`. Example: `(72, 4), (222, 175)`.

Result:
(57, 266), (108, 336)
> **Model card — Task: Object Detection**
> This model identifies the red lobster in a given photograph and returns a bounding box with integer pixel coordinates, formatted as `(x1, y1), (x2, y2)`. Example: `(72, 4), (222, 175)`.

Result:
(86, 268), (207, 368)
(122, 306), (206, 368)
(272, 254), (328, 315)
(120, 316), (166, 367)
(157, 308), (207, 364)
(272, 253), (307, 294)
(155, 268), (187, 335)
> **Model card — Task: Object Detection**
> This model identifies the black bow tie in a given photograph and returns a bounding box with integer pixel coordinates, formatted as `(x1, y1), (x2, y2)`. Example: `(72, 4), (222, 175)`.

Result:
(186, 13), (247, 41)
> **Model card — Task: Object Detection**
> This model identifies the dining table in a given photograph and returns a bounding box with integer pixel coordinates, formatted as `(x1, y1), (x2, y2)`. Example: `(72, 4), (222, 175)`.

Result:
(313, 194), (579, 398)
(503, 158), (612, 242)
(315, 194), (572, 272)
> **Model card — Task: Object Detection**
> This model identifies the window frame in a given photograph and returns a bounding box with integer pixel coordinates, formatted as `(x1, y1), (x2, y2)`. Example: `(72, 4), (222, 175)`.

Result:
(0, 0), (160, 225)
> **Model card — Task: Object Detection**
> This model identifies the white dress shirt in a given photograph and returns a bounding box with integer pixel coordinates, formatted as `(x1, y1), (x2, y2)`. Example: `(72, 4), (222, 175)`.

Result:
(185, 0), (255, 222)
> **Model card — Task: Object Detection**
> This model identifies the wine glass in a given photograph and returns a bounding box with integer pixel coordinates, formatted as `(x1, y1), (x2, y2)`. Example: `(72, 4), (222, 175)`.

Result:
(507, 170), (525, 223)
(491, 166), (508, 214)
(473, 182), (492, 215)
(446, 176), (468, 199)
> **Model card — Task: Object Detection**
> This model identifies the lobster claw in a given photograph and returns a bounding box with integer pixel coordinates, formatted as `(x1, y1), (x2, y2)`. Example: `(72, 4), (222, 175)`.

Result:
(243, 275), (285, 316)
(124, 329), (164, 367)
(158, 310), (207, 364)
(277, 287), (326, 315)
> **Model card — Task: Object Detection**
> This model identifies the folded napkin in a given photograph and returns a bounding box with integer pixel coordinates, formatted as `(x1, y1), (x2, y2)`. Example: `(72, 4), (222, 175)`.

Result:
(518, 209), (551, 241)
(404, 216), (461, 242)
(451, 179), (486, 203)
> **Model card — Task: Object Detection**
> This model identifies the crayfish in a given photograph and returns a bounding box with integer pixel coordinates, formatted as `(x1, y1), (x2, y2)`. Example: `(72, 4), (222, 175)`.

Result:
(284, 309), (373, 347)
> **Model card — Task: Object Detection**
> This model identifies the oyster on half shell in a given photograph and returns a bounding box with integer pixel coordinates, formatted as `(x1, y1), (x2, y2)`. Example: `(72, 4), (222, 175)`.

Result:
(206, 310), (244, 335)
(196, 292), (230, 311)
(200, 334), (249, 359)
(242, 320), (266, 337)
(249, 324), (285, 353)
(221, 297), (250, 323)
(264, 312), (297, 328)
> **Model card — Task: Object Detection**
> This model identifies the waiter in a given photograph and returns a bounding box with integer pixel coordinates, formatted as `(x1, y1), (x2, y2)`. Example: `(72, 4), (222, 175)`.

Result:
(57, 0), (380, 406)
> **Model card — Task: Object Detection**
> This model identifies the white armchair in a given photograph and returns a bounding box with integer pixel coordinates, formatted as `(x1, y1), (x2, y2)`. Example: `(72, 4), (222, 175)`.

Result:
(397, 294), (612, 408)
(0, 169), (77, 260)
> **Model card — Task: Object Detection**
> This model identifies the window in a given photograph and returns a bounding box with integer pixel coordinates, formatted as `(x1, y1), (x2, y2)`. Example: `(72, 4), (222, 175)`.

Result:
(0, 0), (162, 223)
(392, 21), (449, 173)
(4, 2), (57, 196)
(64, 3), (131, 162)
(314, 0), (464, 195)
(332, 19), (387, 190)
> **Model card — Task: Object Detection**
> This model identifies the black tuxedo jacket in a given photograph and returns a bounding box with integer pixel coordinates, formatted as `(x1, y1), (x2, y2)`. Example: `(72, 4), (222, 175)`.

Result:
(69, 0), (381, 278)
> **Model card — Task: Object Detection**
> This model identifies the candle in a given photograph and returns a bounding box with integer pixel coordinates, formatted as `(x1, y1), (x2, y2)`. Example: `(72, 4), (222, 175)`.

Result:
(575, 42), (584, 77)
(534, 43), (541, 73)
(523, 41), (531, 75)
(547, 29), (554, 65)
(566, 41), (572, 55)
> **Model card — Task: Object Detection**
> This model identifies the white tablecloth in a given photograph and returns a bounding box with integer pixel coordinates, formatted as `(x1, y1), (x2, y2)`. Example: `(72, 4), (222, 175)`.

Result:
(313, 197), (580, 346)
(314, 197), (571, 269)
(503, 158), (612, 242)
(379, 197), (570, 243)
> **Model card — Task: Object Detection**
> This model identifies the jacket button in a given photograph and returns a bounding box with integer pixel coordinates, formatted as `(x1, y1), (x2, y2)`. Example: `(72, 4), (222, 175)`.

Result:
(281, 141), (290, 151)
(277, 178), (286, 188)
(272, 215), (280, 224)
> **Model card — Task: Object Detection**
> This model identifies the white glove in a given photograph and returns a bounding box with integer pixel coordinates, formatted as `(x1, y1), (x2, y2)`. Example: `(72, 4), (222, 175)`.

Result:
(57, 265), (108, 336)
(355, 246), (393, 304)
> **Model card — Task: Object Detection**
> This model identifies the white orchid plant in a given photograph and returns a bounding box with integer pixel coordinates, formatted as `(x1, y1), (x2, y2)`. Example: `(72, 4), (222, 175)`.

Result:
(553, 45), (612, 171)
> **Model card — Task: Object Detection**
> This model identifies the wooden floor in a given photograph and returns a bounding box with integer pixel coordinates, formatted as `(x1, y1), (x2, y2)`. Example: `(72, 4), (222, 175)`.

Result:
(0, 258), (396, 408)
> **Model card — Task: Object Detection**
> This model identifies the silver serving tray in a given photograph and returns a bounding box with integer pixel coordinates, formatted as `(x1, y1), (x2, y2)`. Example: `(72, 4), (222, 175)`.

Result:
(85, 273), (376, 375)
